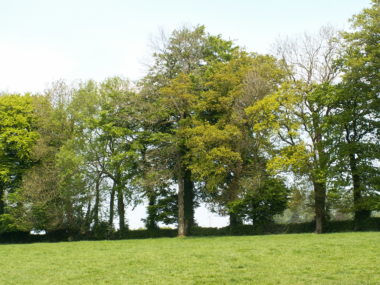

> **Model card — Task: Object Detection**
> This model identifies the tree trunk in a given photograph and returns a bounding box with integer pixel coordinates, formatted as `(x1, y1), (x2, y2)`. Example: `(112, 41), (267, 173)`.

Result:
(312, 125), (328, 234)
(227, 171), (242, 233)
(109, 182), (116, 227)
(93, 177), (101, 228)
(177, 167), (194, 236)
(313, 180), (326, 234)
(229, 212), (242, 234)
(349, 153), (370, 230)
(84, 200), (92, 233)
(177, 167), (186, 237)
(184, 169), (194, 232)
(0, 184), (4, 215)
(117, 185), (126, 232)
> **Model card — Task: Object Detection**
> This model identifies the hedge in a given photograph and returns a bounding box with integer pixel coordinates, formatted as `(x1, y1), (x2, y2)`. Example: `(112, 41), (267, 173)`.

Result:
(1, 218), (379, 243)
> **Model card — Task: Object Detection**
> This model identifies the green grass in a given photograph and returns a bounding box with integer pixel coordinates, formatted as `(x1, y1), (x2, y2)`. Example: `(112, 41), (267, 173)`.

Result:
(0, 232), (379, 284)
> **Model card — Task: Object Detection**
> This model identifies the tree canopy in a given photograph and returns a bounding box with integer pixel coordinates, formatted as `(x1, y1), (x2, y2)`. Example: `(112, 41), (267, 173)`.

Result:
(0, 2), (378, 237)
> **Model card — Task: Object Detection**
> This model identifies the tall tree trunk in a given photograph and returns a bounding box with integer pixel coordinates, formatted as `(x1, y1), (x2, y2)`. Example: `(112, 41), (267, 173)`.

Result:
(313, 180), (326, 234)
(229, 212), (242, 233)
(184, 169), (194, 232)
(177, 166), (186, 237)
(349, 153), (370, 230)
(117, 185), (126, 233)
(313, 126), (328, 234)
(178, 167), (194, 236)
(176, 111), (195, 237)
(0, 184), (4, 215)
(84, 200), (92, 234)
(109, 182), (116, 227)
(93, 177), (101, 228)
(227, 171), (242, 233)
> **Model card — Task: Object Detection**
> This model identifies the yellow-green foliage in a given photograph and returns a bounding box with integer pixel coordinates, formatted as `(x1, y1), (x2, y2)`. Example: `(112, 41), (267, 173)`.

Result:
(0, 94), (39, 181)
(185, 123), (242, 188)
(267, 144), (311, 175)
(160, 73), (197, 118)
(246, 92), (281, 132)
(246, 81), (312, 176)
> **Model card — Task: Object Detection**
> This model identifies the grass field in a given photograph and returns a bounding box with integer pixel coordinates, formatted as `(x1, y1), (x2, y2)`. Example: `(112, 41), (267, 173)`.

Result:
(0, 232), (379, 284)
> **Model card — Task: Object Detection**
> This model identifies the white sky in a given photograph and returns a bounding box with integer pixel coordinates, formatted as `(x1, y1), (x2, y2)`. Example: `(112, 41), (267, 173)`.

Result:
(0, 0), (370, 228)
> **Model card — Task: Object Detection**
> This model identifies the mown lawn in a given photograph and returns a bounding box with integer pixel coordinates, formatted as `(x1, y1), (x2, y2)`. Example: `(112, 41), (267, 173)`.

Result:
(0, 232), (379, 284)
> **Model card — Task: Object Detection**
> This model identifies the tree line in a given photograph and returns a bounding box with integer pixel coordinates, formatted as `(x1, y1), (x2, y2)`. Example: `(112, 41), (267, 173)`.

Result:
(0, 2), (378, 237)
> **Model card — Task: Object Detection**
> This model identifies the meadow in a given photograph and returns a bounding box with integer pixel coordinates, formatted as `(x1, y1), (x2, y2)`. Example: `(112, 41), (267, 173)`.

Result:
(0, 232), (379, 284)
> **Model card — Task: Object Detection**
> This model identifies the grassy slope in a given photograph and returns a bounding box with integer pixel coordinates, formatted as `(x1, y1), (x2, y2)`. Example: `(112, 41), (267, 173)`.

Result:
(0, 232), (379, 284)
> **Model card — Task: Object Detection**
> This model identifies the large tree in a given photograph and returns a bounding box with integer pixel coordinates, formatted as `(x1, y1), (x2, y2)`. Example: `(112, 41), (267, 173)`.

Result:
(58, 78), (142, 234)
(332, 0), (380, 228)
(247, 27), (340, 233)
(185, 51), (288, 230)
(0, 94), (39, 232)
(10, 82), (81, 233)
(141, 25), (237, 236)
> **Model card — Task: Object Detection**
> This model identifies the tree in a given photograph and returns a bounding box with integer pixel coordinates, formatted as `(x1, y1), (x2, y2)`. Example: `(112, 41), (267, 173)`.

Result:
(13, 78), (142, 236)
(12, 82), (84, 234)
(141, 25), (237, 236)
(186, 51), (288, 230)
(96, 78), (140, 233)
(60, 78), (142, 234)
(247, 27), (340, 233)
(332, 0), (380, 228)
(0, 94), (39, 232)
(230, 178), (289, 227)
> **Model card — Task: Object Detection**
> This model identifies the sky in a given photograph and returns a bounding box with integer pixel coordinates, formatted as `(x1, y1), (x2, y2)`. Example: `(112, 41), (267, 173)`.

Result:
(0, 0), (371, 228)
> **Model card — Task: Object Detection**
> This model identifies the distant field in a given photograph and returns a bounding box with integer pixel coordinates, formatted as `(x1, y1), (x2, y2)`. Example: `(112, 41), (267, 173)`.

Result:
(0, 232), (379, 284)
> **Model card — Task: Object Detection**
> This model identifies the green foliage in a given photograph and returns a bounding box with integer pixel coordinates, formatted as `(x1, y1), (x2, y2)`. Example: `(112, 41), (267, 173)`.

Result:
(330, 0), (380, 217)
(275, 186), (315, 224)
(184, 50), (287, 221)
(145, 189), (178, 226)
(15, 88), (76, 232)
(140, 25), (248, 234)
(57, 77), (143, 232)
(0, 94), (39, 183)
(185, 123), (242, 189)
(231, 178), (290, 226)
(1, 11), (379, 237)
(0, 214), (18, 233)
(246, 27), (342, 233)
(0, 94), (40, 231)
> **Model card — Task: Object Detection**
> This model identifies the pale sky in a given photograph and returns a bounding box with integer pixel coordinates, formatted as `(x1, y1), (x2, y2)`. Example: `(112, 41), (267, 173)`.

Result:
(0, 0), (371, 228)
(0, 0), (370, 94)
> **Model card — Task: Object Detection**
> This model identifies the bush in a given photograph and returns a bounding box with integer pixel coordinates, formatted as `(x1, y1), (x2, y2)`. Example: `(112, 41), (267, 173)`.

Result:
(45, 229), (71, 242)
(89, 222), (115, 240)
